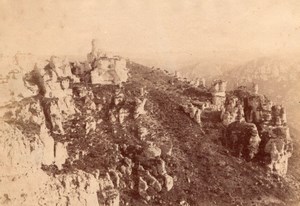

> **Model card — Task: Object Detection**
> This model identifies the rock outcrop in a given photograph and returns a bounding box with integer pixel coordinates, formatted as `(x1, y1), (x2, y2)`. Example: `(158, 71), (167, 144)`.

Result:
(85, 39), (129, 85)
(182, 102), (203, 126)
(226, 120), (261, 160)
(261, 125), (293, 176)
(224, 84), (293, 176)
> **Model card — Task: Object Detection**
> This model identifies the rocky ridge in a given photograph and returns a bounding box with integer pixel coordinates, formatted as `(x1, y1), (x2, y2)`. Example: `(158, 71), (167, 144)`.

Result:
(0, 54), (299, 206)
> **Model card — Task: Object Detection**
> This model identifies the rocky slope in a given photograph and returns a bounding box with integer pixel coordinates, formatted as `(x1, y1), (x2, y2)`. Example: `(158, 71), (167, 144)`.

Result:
(179, 56), (300, 181)
(0, 57), (299, 206)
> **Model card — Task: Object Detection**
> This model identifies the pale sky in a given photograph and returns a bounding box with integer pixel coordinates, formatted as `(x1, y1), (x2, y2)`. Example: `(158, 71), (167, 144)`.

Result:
(1, 0), (300, 64)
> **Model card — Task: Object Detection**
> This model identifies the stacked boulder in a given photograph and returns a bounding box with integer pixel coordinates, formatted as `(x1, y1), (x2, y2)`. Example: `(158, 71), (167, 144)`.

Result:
(137, 141), (174, 200)
(110, 88), (175, 201)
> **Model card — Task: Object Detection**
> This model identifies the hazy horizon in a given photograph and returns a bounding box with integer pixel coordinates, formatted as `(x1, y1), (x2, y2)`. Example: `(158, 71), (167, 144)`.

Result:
(1, 0), (300, 69)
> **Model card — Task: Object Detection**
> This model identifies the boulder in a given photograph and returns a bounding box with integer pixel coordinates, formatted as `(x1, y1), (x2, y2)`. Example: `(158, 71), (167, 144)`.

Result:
(119, 108), (129, 124)
(144, 170), (162, 192)
(0, 70), (39, 106)
(194, 108), (202, 125)
(109, 170), (121, 188)
(138, 126), (149, 140)
(113, 90), (125, 106)
(226, 121), (261, 159)
(85, 116), (96, 134)
(143, 142), (162, 160)
(84, 95), (96, 114)
(221, 110), (233, 126)
(138, 177), (149, 198)
(40, 124), (55, 165)
(134, 97), (147, 119)
(91, 57), (128, 85)
(189, 105), (197, 118)
(54, 142), (69, 170)
(99, 172), (114, 190)
(164, 174), (174, 191)
(55, 78), (77, 118)
(160, 141), (173, 156)
(183, 103), (203, 125)
(114, 58), (129, 83)
(156, 158), (167, 175)
(48, 100), (65, 134)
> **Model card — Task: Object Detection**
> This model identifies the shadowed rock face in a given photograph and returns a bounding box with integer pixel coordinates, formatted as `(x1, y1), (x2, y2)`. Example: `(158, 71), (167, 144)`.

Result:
(225, 121), (261, 160)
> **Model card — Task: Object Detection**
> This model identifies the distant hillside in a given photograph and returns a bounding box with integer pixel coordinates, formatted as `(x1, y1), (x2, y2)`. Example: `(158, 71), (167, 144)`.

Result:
(178, 59), (239, 82)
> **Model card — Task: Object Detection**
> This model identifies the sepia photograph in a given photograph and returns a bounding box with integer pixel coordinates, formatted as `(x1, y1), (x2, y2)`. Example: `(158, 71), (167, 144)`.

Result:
(0, 0), (299, 205)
